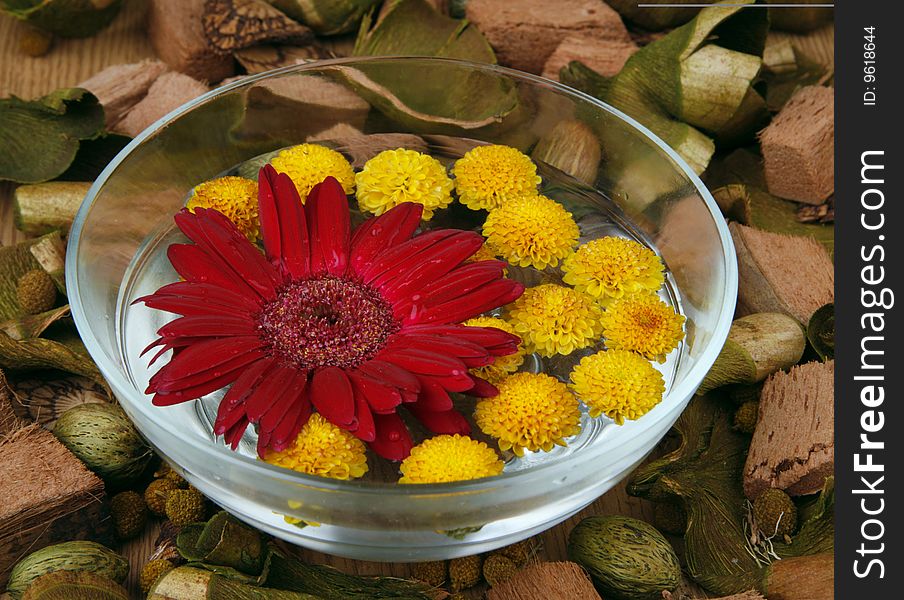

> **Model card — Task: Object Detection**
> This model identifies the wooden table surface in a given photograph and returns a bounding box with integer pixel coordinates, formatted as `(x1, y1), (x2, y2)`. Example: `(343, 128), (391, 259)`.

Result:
(0, 2), (832, 597)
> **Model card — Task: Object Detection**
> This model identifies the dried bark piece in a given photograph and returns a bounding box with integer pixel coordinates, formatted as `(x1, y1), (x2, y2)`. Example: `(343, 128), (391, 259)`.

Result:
(0, 425), (111, 586)
(116, 72), (210, 138)
(464, 0), (632, 74)
(234, 44), (327, 74)
(329, 133), (429, 168)
(202, 0), (313, 53)
(486, 561), (601, 600)
(0, 370), (23, 437)
(77, 60), (170, 129)
(730, 222), (834, 325)
(744, 361), (834, 499)
(759, 86), (833, 204)
(541, 35), (638, 80)
(148, 0), (235, 83)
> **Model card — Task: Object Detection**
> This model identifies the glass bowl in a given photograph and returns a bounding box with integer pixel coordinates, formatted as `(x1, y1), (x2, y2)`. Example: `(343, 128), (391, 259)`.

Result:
(66, 57), (736, 561)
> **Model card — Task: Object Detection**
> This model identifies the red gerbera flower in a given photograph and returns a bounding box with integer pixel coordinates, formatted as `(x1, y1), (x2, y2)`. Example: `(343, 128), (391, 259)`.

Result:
(139, 165), (524, 461)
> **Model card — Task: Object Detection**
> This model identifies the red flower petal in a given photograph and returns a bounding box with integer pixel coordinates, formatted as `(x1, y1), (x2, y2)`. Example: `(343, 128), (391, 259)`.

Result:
(386, 334), (491, 368)
(406, 279), (525, 325)
(347, 369), (403, 414)
(357, 359), (421, 395)
(243, 364), (305, 424)
(358, 229), (458, 285)
(305, 177), (350, 276)
(215, 359), (275, 434)
(418, 372), (475, 393)
(271, 387), (313, 451)
(259, 372), (309, 436)
(370, 412), (413, 461)
(155, 314), (257, 340)
(167, 244), (253, 296)
(466, 374), (499, 398)
(351, 389), (376, 442)
(139, 281), (261, 316)
(176, 208), (280, 299)
(349, 202), (423, 275)
(378, 348), (467, 378)
(310, 366), (356, 428)
(407, 404), (471, 436)
(149, 336), (266, 389)
(224, 418), (250, 450)
(259, 165), (311, 278)
(403, 323), (521, 356)
(391, 261), (507, 321)
(376, 231), (484, 300)
(414, 377), (453, 412)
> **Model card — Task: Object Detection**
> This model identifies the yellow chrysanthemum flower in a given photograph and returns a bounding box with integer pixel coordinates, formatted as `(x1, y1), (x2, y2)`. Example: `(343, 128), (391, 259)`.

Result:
(452, 145), (541, 211)
(482, 195), (579, 270)
(463, 316), (525, 383)
(570, 349), (665, 424)
(475, 372), (582, 456)
(506, 284), (604, 357)
(186, 176), (259, 240)
(399, 435), (504, 483)
(270, 143), (355, 201)
(562, 237), (665, 306)
(263, 413), (368, 480)
(355, 149), (454, 220)
(600, 293), (686, 362)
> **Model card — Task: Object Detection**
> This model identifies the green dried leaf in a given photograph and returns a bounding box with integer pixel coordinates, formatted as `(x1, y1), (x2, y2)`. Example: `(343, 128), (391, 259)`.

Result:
(349, 0), (518, 132)
(0, 305), (70, 340)
(704, 148), (834, 255)
(560, 0), (769, 173)
(59, 132), (132, 181)
(605, 0), (699, 30)
(762, 41), (832, 112)
(266, 0), (379, 35)
(627, 395), (761, 594)
(627, 396), (834, 595)
(0, 328), (104, 383)
(0, 0), (123, 37)
(0, 87), (105, 183)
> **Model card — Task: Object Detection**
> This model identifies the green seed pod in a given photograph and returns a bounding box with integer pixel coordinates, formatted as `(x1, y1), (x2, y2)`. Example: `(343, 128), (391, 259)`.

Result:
(7, 541), (128, 600)
(21, 570), (128, 600)
(52, 402), (153, 487)
(567, 515), (681, 600)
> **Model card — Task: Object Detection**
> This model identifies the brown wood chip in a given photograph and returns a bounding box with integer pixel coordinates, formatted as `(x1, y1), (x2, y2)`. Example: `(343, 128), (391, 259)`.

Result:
(487, 561), (601, 600)
(744, 360), (834, 498)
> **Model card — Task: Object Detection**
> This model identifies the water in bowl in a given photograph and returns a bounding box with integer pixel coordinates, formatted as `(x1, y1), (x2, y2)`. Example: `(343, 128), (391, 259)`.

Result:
(116, 140), (684, 484)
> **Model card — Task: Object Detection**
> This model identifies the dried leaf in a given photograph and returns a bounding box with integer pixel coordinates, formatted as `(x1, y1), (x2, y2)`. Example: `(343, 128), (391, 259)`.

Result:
(762, 41), (832, 112)
(0, 88), (105, 184)
(0, 328), (104, 384)
(806, 303), (834, 360)
(266, 0), (379, 35)
(605, 0), (699, 31)
(0, 305), (70, 340)
(0, 0), (123, 37)
(560, 0), (769, 173)
(202, 0), (314, 53)
(349, 0), (518, 131)
(0, 231), (63, 321)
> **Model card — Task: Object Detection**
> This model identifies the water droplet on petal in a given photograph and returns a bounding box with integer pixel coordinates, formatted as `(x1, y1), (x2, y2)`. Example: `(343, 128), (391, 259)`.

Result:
(389, 431), (401, 441)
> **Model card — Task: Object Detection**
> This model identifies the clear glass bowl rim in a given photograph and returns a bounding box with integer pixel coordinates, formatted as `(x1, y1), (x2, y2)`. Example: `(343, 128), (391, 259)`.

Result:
(66, 56), (738, 496)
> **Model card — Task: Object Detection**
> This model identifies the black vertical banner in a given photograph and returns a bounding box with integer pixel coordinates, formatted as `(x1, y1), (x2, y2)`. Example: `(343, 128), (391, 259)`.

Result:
(836, 0), (902, 596)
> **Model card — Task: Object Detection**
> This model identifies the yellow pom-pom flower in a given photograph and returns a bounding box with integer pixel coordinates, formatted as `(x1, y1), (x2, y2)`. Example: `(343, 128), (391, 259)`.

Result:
(187, 176), (260, 240)
(270, 143), (355, 201)
(562, 237), (665, 306)
(570, 349), (665, 425)
(355, 149), (454, 220)
(399, 435), (504, 483)
(463, 316), (525, 383)
(475, 372), (582, 456)
(507, 284), (604, 357)
(452, 145), (541, 211)
(482, 195), (579, 270)
(263, 413), (368, 480)
(600, 293), (686, 362)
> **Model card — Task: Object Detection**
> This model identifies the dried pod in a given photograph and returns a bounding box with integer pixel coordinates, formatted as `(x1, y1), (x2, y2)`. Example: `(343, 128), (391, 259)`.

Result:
(7, 541), (129, 600)
(448, 555), (482, 592)
(21, 570), (127, 600)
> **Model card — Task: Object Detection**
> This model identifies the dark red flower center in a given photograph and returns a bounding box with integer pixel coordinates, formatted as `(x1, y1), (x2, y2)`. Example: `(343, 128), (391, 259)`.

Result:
(257, 275), (399, 369)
